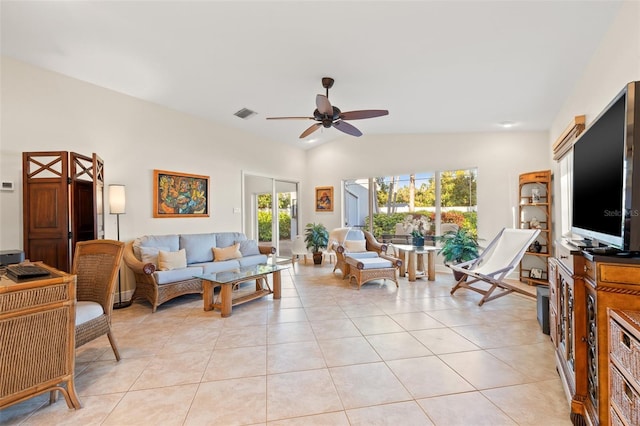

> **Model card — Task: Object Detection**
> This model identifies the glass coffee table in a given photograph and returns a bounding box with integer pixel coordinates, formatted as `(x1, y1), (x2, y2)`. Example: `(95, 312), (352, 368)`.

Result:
(391, 244), (438, 281)
(195, 263), (287, 317)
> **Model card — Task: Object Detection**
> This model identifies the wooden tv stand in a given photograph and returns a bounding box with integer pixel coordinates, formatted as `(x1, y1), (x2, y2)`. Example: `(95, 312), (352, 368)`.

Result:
(549, 241), (640, 425)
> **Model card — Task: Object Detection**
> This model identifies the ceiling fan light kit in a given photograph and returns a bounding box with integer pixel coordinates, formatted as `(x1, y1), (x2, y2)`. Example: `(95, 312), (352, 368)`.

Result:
(267, 77), (389, 138)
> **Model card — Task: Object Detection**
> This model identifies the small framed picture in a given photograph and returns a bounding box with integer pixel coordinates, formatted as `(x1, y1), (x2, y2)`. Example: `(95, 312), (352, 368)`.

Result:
(315, 186), (333, 212)
(530, 268), (543, 279)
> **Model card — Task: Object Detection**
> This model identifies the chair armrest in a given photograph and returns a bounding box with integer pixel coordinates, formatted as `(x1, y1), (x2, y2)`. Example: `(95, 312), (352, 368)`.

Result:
(123, 242), (156, 276)
(363, 230), (387, 254)
(259, 245), (276, 255)
(379, 253), (402, 268)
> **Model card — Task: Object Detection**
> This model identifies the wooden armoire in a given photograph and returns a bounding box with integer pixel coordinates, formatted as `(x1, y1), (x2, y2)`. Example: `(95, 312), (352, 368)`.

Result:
(22, 151), (105, 272)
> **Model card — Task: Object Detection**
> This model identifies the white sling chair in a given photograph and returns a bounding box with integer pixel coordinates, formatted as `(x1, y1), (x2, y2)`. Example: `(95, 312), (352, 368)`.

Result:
(450, 228), (541, 306)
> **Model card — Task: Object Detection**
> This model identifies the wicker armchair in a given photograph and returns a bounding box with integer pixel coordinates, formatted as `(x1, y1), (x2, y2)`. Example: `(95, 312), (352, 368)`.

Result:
(74, 239), (125, 361)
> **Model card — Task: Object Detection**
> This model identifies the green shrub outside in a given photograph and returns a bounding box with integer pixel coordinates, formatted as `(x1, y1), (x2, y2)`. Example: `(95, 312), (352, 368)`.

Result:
(366, 211), (477, 239)
(258, 210), (291, 242)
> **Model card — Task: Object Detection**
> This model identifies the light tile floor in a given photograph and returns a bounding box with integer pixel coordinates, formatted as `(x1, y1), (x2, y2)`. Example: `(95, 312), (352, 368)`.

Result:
(1, 262), (572, 425)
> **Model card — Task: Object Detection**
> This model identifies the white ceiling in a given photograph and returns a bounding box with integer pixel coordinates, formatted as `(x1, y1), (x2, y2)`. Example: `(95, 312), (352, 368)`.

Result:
(0, 1), (623, 149)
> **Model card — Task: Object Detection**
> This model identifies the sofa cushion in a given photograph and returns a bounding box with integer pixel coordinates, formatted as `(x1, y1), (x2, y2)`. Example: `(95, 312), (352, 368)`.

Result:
(344, 240), (367, 253)
(213, 243), (242, 262)
(197, 260), (241, 274)
(215, 232), (246, 248)
(348, 256), (393, 269)
(180, 233), (216, 264)
(346, 251), (380, 259)
(345, 229), (365, 241)
(154, 266), (203, 285)
(158, 249), (188, 271)
(237, 239), (261, 256)
(139, 246), (169, 267)
(238, 254), (268, 267)
(75, 301), (103, 325)
(133, 234), (179, 260)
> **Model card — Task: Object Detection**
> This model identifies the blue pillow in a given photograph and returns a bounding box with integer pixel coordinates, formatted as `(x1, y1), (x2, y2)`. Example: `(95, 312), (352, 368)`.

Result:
(179, 233), (216, 264)
(237, 240), (260, 256)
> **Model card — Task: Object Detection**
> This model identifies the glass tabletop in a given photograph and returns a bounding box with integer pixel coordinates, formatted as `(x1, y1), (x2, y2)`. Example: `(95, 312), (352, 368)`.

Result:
(390, 244), (439, 253)
(194, 263), (288, 284)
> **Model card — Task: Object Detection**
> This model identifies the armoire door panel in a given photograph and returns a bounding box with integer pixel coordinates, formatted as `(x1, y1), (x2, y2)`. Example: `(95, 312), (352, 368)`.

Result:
(23, 151), (70, 272)
(28, 184), (67, 233)
(26, 238), (68, 269)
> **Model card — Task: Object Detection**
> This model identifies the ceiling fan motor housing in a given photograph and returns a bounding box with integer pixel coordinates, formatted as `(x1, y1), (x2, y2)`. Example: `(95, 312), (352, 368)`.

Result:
(314, 106), (342, 127)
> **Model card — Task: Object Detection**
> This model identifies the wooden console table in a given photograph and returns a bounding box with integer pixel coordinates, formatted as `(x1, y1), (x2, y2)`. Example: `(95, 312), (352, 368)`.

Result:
(0, 263), (81, 410)
(549, 242), (640, 425)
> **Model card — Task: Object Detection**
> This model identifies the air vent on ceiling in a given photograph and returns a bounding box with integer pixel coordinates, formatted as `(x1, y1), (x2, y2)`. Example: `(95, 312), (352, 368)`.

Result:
(234, 108), (257, 119)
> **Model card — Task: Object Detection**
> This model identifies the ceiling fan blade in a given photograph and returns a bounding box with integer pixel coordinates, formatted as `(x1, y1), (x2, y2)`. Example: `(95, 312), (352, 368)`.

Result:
(316, 94), (333, 115)
(333, 120), (363, 137)
(339, 109), (389, 120)
(266, 116), (314, 120)
(300, 123), (321, 138)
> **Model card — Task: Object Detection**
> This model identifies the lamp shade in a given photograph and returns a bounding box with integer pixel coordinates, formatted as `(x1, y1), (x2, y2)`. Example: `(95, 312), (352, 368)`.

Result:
(109, 184), (126, 214)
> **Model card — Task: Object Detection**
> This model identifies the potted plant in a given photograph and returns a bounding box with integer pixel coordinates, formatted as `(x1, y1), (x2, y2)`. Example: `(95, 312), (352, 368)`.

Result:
(402, 214), (431, 246)
(437, 228), (480, 280)
(304, 222), (329, 265)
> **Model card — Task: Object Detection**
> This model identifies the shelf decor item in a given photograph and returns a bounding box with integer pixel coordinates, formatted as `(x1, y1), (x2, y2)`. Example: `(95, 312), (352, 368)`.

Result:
(518, 170), (552, 285)
(530, 268), (543, 279)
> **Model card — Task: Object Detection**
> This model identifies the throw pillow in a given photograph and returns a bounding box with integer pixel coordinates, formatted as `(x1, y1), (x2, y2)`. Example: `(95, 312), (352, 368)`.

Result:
(158, 249), (187, 271)
(179, 233), (216, 264)
(139, 246), (169, 267)
(213, 243), (242, 262)
(344, 240), (367, 253)
(237, 239), (260, 256)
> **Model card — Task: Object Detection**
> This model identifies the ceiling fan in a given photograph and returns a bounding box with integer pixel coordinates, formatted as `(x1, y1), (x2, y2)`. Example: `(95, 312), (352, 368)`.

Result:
(266, 77), (389, 138)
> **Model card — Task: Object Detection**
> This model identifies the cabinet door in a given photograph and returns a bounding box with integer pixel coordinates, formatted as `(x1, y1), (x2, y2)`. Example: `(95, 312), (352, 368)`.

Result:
(548, 259), (558, 346)
(558, 267), (575, 373)
(584, 285), (598, 416)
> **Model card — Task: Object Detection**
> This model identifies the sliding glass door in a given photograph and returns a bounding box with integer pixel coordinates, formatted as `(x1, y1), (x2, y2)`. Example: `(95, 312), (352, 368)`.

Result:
(243, 174), (298, 257)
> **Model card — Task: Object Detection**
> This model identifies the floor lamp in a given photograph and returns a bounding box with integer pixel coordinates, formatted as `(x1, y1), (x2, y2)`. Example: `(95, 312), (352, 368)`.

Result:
(109, 184), (131, 309)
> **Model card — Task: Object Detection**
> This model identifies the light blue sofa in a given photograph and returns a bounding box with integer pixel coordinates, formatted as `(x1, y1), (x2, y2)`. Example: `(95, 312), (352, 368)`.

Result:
(123, 232), (273, 312)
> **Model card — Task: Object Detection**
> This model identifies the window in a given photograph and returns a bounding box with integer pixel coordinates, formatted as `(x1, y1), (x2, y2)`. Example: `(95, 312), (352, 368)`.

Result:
(343, 168), (477, 240)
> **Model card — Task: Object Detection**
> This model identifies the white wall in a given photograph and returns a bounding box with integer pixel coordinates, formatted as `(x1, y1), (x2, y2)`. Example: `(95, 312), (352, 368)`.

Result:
(305, 131), (550, 243)
(549, 0), (640, 240)
(0, 57), (307, 248)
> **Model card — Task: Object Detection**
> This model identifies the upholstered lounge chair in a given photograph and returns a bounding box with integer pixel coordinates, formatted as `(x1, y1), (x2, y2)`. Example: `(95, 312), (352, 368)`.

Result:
(449, 228), (540, 306)
(332, 228), (384, 278)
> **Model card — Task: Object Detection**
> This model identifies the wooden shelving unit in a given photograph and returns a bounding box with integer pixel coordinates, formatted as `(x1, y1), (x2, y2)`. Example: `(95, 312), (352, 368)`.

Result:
(518, 170), (552, 285)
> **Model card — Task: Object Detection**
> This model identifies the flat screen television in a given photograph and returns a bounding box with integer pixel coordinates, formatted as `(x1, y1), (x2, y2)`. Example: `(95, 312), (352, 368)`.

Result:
(571, 81), (640, 253)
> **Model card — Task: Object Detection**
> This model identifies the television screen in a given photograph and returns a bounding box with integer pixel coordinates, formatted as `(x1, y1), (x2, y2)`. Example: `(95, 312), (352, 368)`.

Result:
(572, 94), (626, 248)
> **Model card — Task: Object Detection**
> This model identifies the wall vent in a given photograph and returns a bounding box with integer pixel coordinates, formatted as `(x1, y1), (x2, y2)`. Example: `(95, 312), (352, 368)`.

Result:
(234, 108), (257, 119)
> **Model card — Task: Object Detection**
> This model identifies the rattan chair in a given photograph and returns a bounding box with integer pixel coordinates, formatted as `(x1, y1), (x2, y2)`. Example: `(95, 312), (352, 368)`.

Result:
(73, 239), (125, 360)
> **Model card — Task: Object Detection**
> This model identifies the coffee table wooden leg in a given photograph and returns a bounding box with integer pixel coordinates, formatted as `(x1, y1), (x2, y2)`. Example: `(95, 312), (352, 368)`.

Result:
(273, 270), (281, 299)
(408, 252), (416, 281)
(399, 250), (407, 277)
(427, 251), (435, 281)
(220, 283), (233, 317)
(203, 280), (213, 311)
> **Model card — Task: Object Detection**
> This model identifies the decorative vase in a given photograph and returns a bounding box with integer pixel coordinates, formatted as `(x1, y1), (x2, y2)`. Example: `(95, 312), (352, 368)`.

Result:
(412, 236), (424, 247)
(312, 252), (323, 265)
